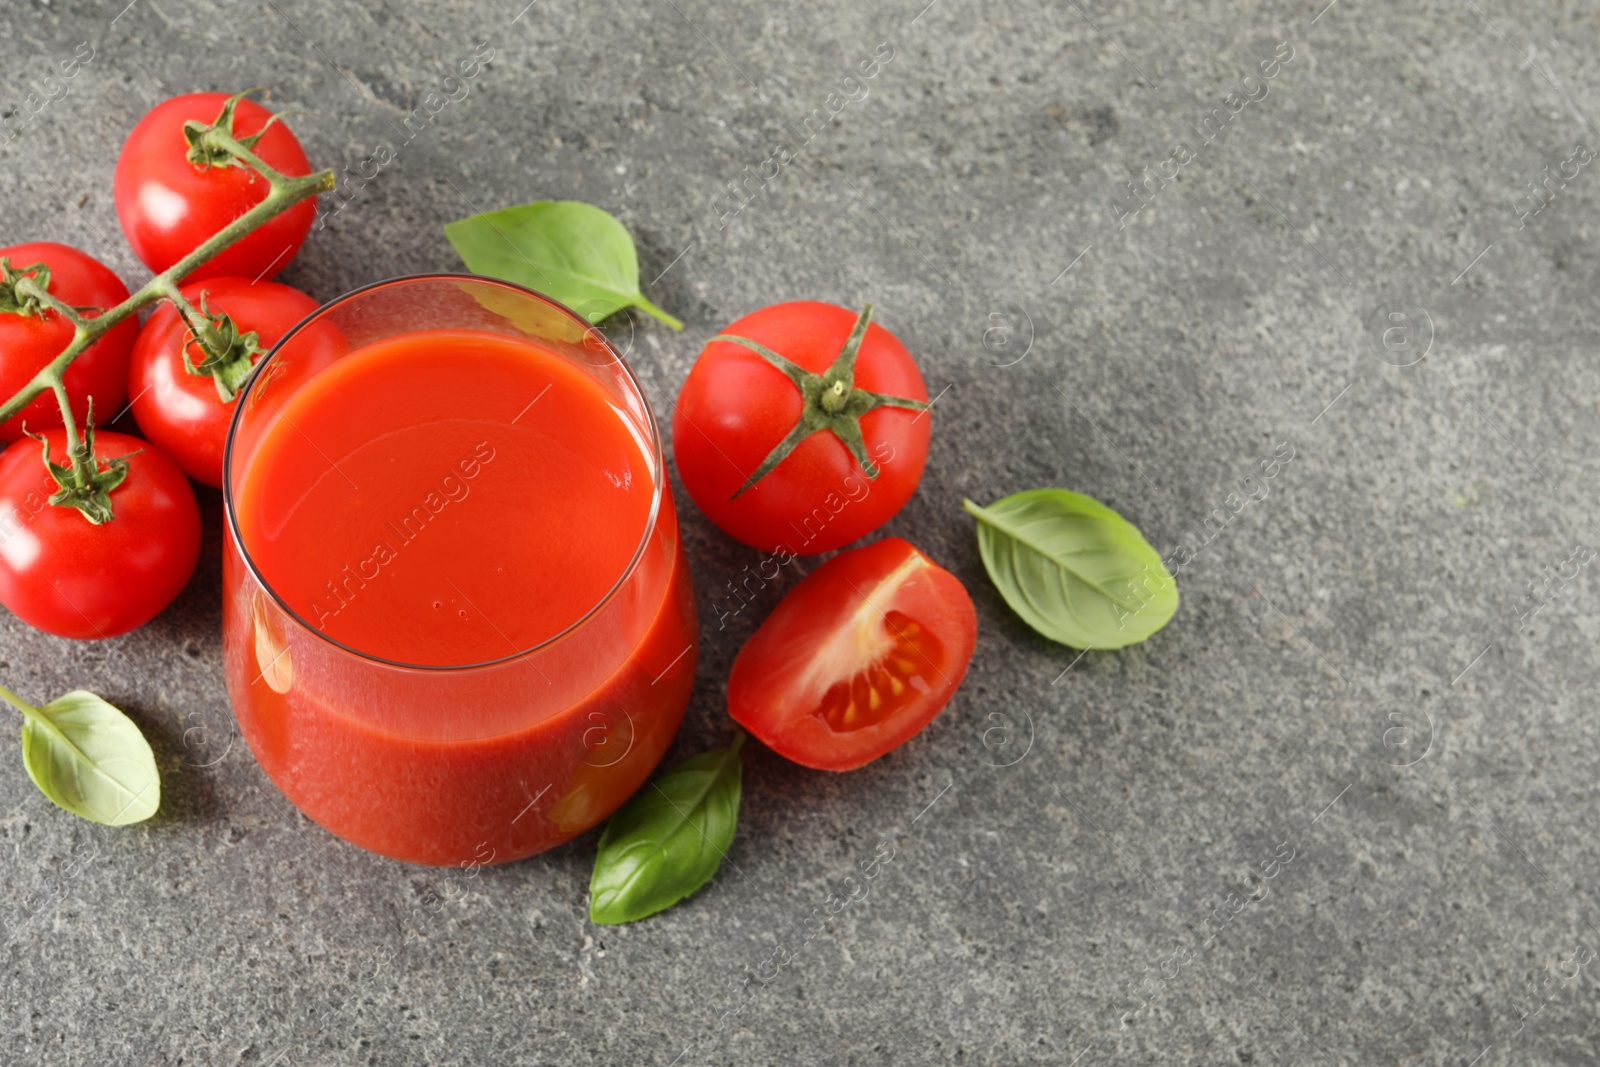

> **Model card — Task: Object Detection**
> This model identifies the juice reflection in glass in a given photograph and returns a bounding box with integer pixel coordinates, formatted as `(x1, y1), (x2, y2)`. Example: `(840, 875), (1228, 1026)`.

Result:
(222, 276), (698, 866)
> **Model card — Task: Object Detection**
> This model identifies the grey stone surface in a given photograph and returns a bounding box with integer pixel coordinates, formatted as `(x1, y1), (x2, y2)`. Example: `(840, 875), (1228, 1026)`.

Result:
(2, 0), (1599, 1062)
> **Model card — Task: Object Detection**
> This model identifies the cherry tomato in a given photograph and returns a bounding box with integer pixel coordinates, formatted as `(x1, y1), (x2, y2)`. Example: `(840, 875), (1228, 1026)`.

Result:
(114, 92), (316, 281)
(0, 242), (135, 443)
(728, 537), (976, 771)
(672, 301), (930, 556)
(129, 277), (321, 487)
(0, 429), (200, 639)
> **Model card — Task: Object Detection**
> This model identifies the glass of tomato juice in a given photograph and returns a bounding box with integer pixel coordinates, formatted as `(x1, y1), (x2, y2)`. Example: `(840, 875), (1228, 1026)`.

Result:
(221, 276), (698, 866)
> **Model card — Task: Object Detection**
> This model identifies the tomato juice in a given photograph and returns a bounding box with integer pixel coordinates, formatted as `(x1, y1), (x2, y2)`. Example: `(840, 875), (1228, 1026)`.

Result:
(222, 279), (697, 866)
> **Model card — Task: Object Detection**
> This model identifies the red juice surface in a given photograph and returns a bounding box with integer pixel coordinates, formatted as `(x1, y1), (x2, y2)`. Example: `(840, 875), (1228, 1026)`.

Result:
(224, 326), (697, 866)
(235, 328), (652, 665)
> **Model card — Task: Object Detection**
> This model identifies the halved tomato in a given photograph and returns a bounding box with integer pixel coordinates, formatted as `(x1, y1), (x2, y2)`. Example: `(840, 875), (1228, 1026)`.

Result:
(728, 537), (977, 771)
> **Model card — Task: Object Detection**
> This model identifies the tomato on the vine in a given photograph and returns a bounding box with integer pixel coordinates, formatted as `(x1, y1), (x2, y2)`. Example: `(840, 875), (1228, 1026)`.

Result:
(0, 428), (200, 640)
(114, 92), (316, 281)
(0, 242), (135, 443)
(129, 277), (321, 487)
(728, 537), (976, 771)
(672, 301), (930, 556)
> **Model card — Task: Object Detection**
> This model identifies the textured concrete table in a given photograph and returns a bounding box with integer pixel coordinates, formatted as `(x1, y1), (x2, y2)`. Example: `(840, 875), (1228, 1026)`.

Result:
(2, 0), (1598, 1063)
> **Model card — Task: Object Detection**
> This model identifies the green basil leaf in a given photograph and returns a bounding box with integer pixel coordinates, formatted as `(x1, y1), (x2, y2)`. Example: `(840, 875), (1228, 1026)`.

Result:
(964, 490), (1178, 649)
(589, 733), (744, 924)
(444, 200), (683, 331)
(14, 689), (160, 825)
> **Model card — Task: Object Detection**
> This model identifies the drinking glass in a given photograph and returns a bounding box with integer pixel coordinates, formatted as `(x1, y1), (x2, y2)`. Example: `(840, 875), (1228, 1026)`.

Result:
(221, 275), (698, 866)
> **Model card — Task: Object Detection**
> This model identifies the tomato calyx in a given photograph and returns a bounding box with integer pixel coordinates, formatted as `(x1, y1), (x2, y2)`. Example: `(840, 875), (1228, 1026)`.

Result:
(182, 89), (284, 169)
(0, 258), (54, 318)
(174, 291), (263, 401)
(27, 404), (135, 525)
(713, 304), (928, 499)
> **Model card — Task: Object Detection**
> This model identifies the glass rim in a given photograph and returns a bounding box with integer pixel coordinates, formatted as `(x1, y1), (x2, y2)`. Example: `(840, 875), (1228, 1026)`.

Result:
(221, 272), (667, 674)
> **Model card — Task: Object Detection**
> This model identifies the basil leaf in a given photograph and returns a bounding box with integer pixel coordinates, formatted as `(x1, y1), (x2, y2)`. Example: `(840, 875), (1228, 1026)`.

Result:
(444, 200), (683, 331)
(6, 688), (160, 825)
(964, 490), (1178, 649)
(589, 733), (744, 924)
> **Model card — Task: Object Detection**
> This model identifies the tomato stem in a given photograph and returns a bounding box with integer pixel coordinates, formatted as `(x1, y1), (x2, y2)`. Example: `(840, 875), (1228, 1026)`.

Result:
(0, 260), (56, 317)
(712, 304), (930, 499)
(0, 91), (334, 523)
(28, 400), (133, 525)
(50, 380), (82, 459)
(161, 280), (264, 401)
(13, 277), (90, 337)
(183, 89), (274, 169)
(0, 167), (329, 430)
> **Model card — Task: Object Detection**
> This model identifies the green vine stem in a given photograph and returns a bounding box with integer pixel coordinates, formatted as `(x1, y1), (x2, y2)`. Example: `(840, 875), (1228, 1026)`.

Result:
(0, 124), (332, 432)
(161, 282), (267, 402)
(48, 381), (83, 458)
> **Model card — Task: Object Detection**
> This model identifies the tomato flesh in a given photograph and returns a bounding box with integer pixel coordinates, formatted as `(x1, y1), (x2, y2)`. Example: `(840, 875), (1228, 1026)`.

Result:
(817, 609), (945, 732)
(729, 537), (976, 770)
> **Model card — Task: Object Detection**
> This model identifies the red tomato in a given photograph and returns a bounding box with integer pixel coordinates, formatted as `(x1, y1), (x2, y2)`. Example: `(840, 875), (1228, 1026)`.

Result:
(0, 242), (135, 443)
(672, 301), (930, 556)
(0, 429), (200, 639)
(129, 277), (321, 487)
(728, 537), (976, 771)
(114, 92), (316, 281)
